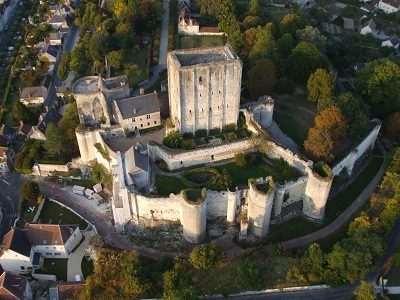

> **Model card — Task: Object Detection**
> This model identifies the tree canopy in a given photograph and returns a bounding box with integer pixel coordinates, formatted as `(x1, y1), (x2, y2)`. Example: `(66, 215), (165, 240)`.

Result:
(20, 180), (40, 203)
(247, 59), (277, 99)
(44, 123), (64, 156)
(355, 58), (400, 119)
(307, 68), (335, 103)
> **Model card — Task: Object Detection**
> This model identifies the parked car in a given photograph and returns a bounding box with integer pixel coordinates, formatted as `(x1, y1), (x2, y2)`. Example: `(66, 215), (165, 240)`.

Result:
(7, 47), (14, 51)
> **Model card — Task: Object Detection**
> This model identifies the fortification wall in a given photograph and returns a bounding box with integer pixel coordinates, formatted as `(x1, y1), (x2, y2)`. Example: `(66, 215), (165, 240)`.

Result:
(205, 190), (228, 220)
(31, 163), (69, 176)
(266, 142), (310, 173)
(180, 195), (208, 243)
(131, 194), (181, 223)
(283, 176), (308, 206)
(332, 119), (381, 176)
(148, 140), (251, 170)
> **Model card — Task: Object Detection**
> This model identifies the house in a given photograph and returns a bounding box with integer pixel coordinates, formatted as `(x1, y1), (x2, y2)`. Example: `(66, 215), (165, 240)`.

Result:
(49, 32), (62, 46)
(360, 19), (377, 35)
(29, 107), (63, 140)
(39, 44), (60, 64)
(40, 74), (52, 90)
(112, 92), (161, 132)
(354, 62), (368, 73)
(0, 124), (16, 140)
(49, 281), (86, 300)
(0, 271), (33, 300)
(177, 4), (199, 35)
(375, 0), (400, 13)
(17, 122), (33, 139)
(20, 86), (48, 107)
(382, 36), (400, 48)
(361, 3), (375, 12)
(0, 224), (82, 275)
(48, 14), (65, 30)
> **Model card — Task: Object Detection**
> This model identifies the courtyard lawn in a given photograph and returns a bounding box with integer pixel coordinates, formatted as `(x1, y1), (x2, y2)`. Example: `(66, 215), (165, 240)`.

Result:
(273, 89), (317, 148)
(178, 35), (226, 49)
(156, 175), (187, 196)
(215, 161), (285, 186)
(264, 157), (384, 245)
(16, 203), (39, 229)
(68, 179), (96, 189)
(38, 199), (88, 230)
(37, 258), (68, 281)
(113, 48), (149, 87)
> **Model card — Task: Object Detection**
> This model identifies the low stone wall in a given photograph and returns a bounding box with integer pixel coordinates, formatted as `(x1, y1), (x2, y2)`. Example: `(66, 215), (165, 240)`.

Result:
(32, 273), (57, 281)
(32, 163), (69, 176)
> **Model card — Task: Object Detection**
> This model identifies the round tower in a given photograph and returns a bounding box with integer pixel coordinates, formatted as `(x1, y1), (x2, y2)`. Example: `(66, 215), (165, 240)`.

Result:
(179, 189), (207, 243)
(259, 96), (274, 128)
(227, 187), (238, 223)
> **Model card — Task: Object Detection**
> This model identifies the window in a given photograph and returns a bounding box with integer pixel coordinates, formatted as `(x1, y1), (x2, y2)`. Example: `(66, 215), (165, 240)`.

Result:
(147, 114), (151, 119)
(200, 93), (202, 97)
(209, 107), (212, 111)
(148, 122), (150, 126)
(199, 76), (202, 83)
(154, 121), (157, 124)
(20, 266), (25, 270)
(46, 253), (52, 256)
(132, 118), (136, 122)
(141, 124), (143, 127)
(54, 253), (61, 256)
(189, 110), (191, 114)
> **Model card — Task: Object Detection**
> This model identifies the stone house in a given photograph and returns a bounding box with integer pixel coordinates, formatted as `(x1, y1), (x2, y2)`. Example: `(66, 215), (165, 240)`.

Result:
(0, 224), (82, 275)
(360, 19), (377, 35)
(112, 92), (161, 132)
(177, 4), (199, 35)
(39, 44), (60, 65)
(17, 122), (33, 139)
(375, 0), (400, 13)
(20, 86), (48, 107)
(0, 271), (33, 300)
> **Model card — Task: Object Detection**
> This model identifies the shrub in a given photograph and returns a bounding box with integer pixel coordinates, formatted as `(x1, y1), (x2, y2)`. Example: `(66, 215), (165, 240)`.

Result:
(234, 152), (260, 167)
(20, 180), (40, 203)
(237, 111), (246, 128)
(181, 139), (196, 149)
(227, 132), (237, 142)
(209, 127), (221, 135)
(189, 244), (227, 270)
(313, 161), (331, 178)
(237, 259), (263, 289)
(163, 130), (183, 148)
(234, 153), (247, 167)
(195, 129), (207, 138)
(222, 123), (236, 132)
(182, 132), (194, 139)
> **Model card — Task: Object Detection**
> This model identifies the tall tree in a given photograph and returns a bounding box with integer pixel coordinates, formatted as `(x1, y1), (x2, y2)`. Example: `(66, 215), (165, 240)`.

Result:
(307, 68), (335, 103)
(384, 111), (400, 142)
(287, 42), (328, 84)
(297, 26), (327, 51)
(242, 27), (257, 57)
(108, 50), (125, 69)
(198, 0), (218, 17)
(44, 123), (63, 156)
(89, 32), (110, 63)
(278, 33), (294, 58)
(279, 14), (297, 36)
(20, 69), (40, 87)
(12, 101), (31, 123)
(20, 180), (40, 203)
(247, 59), (277, 99)
(304, 128), (334, 161)
(354, 281), (375, 300)
(249, 0), (263, 18)
(249, 26), (275, 64)
(355, 58), (400, 119)
(314, 106), (348, 143)
(217, 0), (235, 33)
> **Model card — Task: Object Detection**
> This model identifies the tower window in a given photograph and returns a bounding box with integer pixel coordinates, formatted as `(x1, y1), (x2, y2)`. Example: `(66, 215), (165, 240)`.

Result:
(209, 107), (212, 111)
(147, 114), (151, 119)
(189, 110), (192, 114)
(200, 93), (202, 97)
(199, 76), (202, 83)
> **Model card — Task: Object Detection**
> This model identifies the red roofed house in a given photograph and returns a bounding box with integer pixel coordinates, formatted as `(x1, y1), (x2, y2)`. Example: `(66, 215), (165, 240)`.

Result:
(0, 272), (33, 300)
(376, 0), (400, 13)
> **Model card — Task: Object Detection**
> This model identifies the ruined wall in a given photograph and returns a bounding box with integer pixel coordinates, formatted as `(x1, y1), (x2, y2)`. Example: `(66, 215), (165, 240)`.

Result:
(205, 190), (229, 220)
(74, 91), (111, 127)
(148, 140), (252, 170)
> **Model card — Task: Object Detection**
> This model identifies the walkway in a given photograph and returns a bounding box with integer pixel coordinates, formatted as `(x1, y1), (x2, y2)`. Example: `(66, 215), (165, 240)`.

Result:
(67, 230), (95, 282)
(132, 0), (169, 95)
(268, 121), (302, 155)
(282, 163), (386, 249)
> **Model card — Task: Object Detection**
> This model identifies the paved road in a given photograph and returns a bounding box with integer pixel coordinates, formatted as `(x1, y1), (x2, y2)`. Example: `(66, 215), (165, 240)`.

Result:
(0, 171), (24, 240)
(282, 162), (386, 249)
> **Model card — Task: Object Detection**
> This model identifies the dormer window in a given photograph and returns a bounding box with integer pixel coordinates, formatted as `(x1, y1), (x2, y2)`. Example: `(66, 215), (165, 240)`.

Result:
(133, 108), (137, 114)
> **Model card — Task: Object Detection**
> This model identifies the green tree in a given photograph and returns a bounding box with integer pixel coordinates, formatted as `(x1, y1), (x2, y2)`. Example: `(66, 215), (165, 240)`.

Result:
(249, 26), (275, 64)
(300, 243), (325, 282)
(242, 27), (257, 57)
(217, 0), (235, 33)
(12, 101), (31, 123)
(384, 111), (400, 142)
(355, 58), (400, 119)
(20, 69), (40, 87)
(57, 62), (69, 81)
(247, 59), (277, 99)
(307, 68), (335, 103)
(249, 0), (262, 17)
(354, 281), (375, 300)
(296, 26), (327, 51)
(44, 122), (63, 156)
(20, 180), (40, 202)
(89, 32), (110, 63)
(108, 50), (124, 69)
(163, 259), (197, 300)
(237, 259), (263, 289)
(242, 15), (263, 30)
(278, 33), (294, 58)
(287, 42), (328, 84)
(189, 244), (227, 269)
(198, 0), (219, 17)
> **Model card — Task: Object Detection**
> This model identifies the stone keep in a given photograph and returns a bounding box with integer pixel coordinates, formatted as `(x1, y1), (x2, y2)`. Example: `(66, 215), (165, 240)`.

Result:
(167, 44), (242, 134)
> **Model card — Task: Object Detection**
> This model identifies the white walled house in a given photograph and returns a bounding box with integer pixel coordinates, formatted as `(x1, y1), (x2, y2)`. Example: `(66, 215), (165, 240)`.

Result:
(0, 224), (82, 276)
(360, 19), (377, 35)
(0, 271), (33, 300)
(20, 86), (48, 107)
(376, 0), (400, 13)
(381, 36), (400, 48)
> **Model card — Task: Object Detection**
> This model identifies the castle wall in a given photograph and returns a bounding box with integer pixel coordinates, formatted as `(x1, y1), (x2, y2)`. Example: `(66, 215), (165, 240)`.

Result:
(266, 142), (310, 173)
(131, 194), (181, 223)
(205, 190), (228, 220)
(282, 176), (308, 207)
(75, 92), (110, 126)
(332, 119), (381, 176)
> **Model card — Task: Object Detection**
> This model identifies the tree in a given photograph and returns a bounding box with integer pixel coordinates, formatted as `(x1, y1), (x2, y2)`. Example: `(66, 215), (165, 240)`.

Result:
(296, 26), (327, 51)
(247, 59), (276, 99)
(304, 128), (334, 161)
(249, 26), (275, 64)
(217, 0), (235, 33)
(355, 58), (400, 119)
(314, 106), (348, 143)
(384, 111), (400, 142)
(189, 244), (226, 269)
(20, 69), (40, 87)
(278, 33), (294, 58)
(287, 42), (328, 84)
(89, 32), (110, 63)
(354, 281), (375, 300)
(237, 259), (263, 289)
(163, 259), (196, 300)
(279, 14), (297, 36)
(57, 62), (69, 81)
(242, 27), (257, 57)
(249, 0), (263, 17)
(20, 180), (40, 202)
(300, 243), (325, 282)
(108, 50), (124, 69)
(307, 68), (335, 103)
(242, 15), (263, 30)
(44, 122), (63, 156)
(198, 0), (219, 17)
(12, 101), (31, 123)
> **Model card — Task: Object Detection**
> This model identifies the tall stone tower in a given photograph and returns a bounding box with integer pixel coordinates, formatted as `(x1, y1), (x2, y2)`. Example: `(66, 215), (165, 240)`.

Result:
(167, 44), (242, 134)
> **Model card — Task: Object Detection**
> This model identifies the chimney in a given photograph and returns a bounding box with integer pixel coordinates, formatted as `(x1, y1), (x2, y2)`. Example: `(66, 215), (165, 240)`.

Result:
(139, 87), (144, 95)
(28, 91), (31, 98)
(19, 121), (23, 127)
(189, 19), (193, 26)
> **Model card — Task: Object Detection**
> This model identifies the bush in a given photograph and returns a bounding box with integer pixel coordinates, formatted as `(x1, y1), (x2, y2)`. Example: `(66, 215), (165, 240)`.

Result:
(195, 129), (207, 138)
(189, 244), (227, 270)
(274, 77), (295, 94)
(234, 152), (260, 167)
(182, 132), (194, 139)
(181, 139), (196, 150)
(163, 130), (183, 148)
(234, 153), (247, 167)
(20, 180), (40, 203)
(237, 259), (263, 289)
(209, 127), (221, 135)
(227, 132), (237, 142)
(237, 111), (246, 128)
(222, 123), (236, 132)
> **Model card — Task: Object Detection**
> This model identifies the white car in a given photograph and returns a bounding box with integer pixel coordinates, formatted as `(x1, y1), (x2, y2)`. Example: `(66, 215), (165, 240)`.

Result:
(7, 47), (14, 51)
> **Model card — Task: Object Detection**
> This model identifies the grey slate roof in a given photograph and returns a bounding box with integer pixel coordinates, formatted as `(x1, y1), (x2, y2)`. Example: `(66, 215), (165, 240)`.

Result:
(20, 86), (47, 99)
(37, 108), (63, 134)
(49, 14), (65, 24)
(116, 93), (159, 120)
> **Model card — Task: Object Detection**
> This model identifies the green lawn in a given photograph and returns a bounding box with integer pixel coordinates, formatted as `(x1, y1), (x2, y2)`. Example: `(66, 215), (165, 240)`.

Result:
(273, 90), (317, 148)
(178, 35), (226, 49)
(215, 161), (285, 186)
(38, 199), (88, 230)
(264, 6), (293, 23)
(37, 258), (68, 281)
(68, 179), (96, 189)
(265, 157), (383, 245)
(16, 203), (39, 229)
(113, 48), (149, 87)
(156, 175), (187, 196)
(81, 256), (94, 279)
